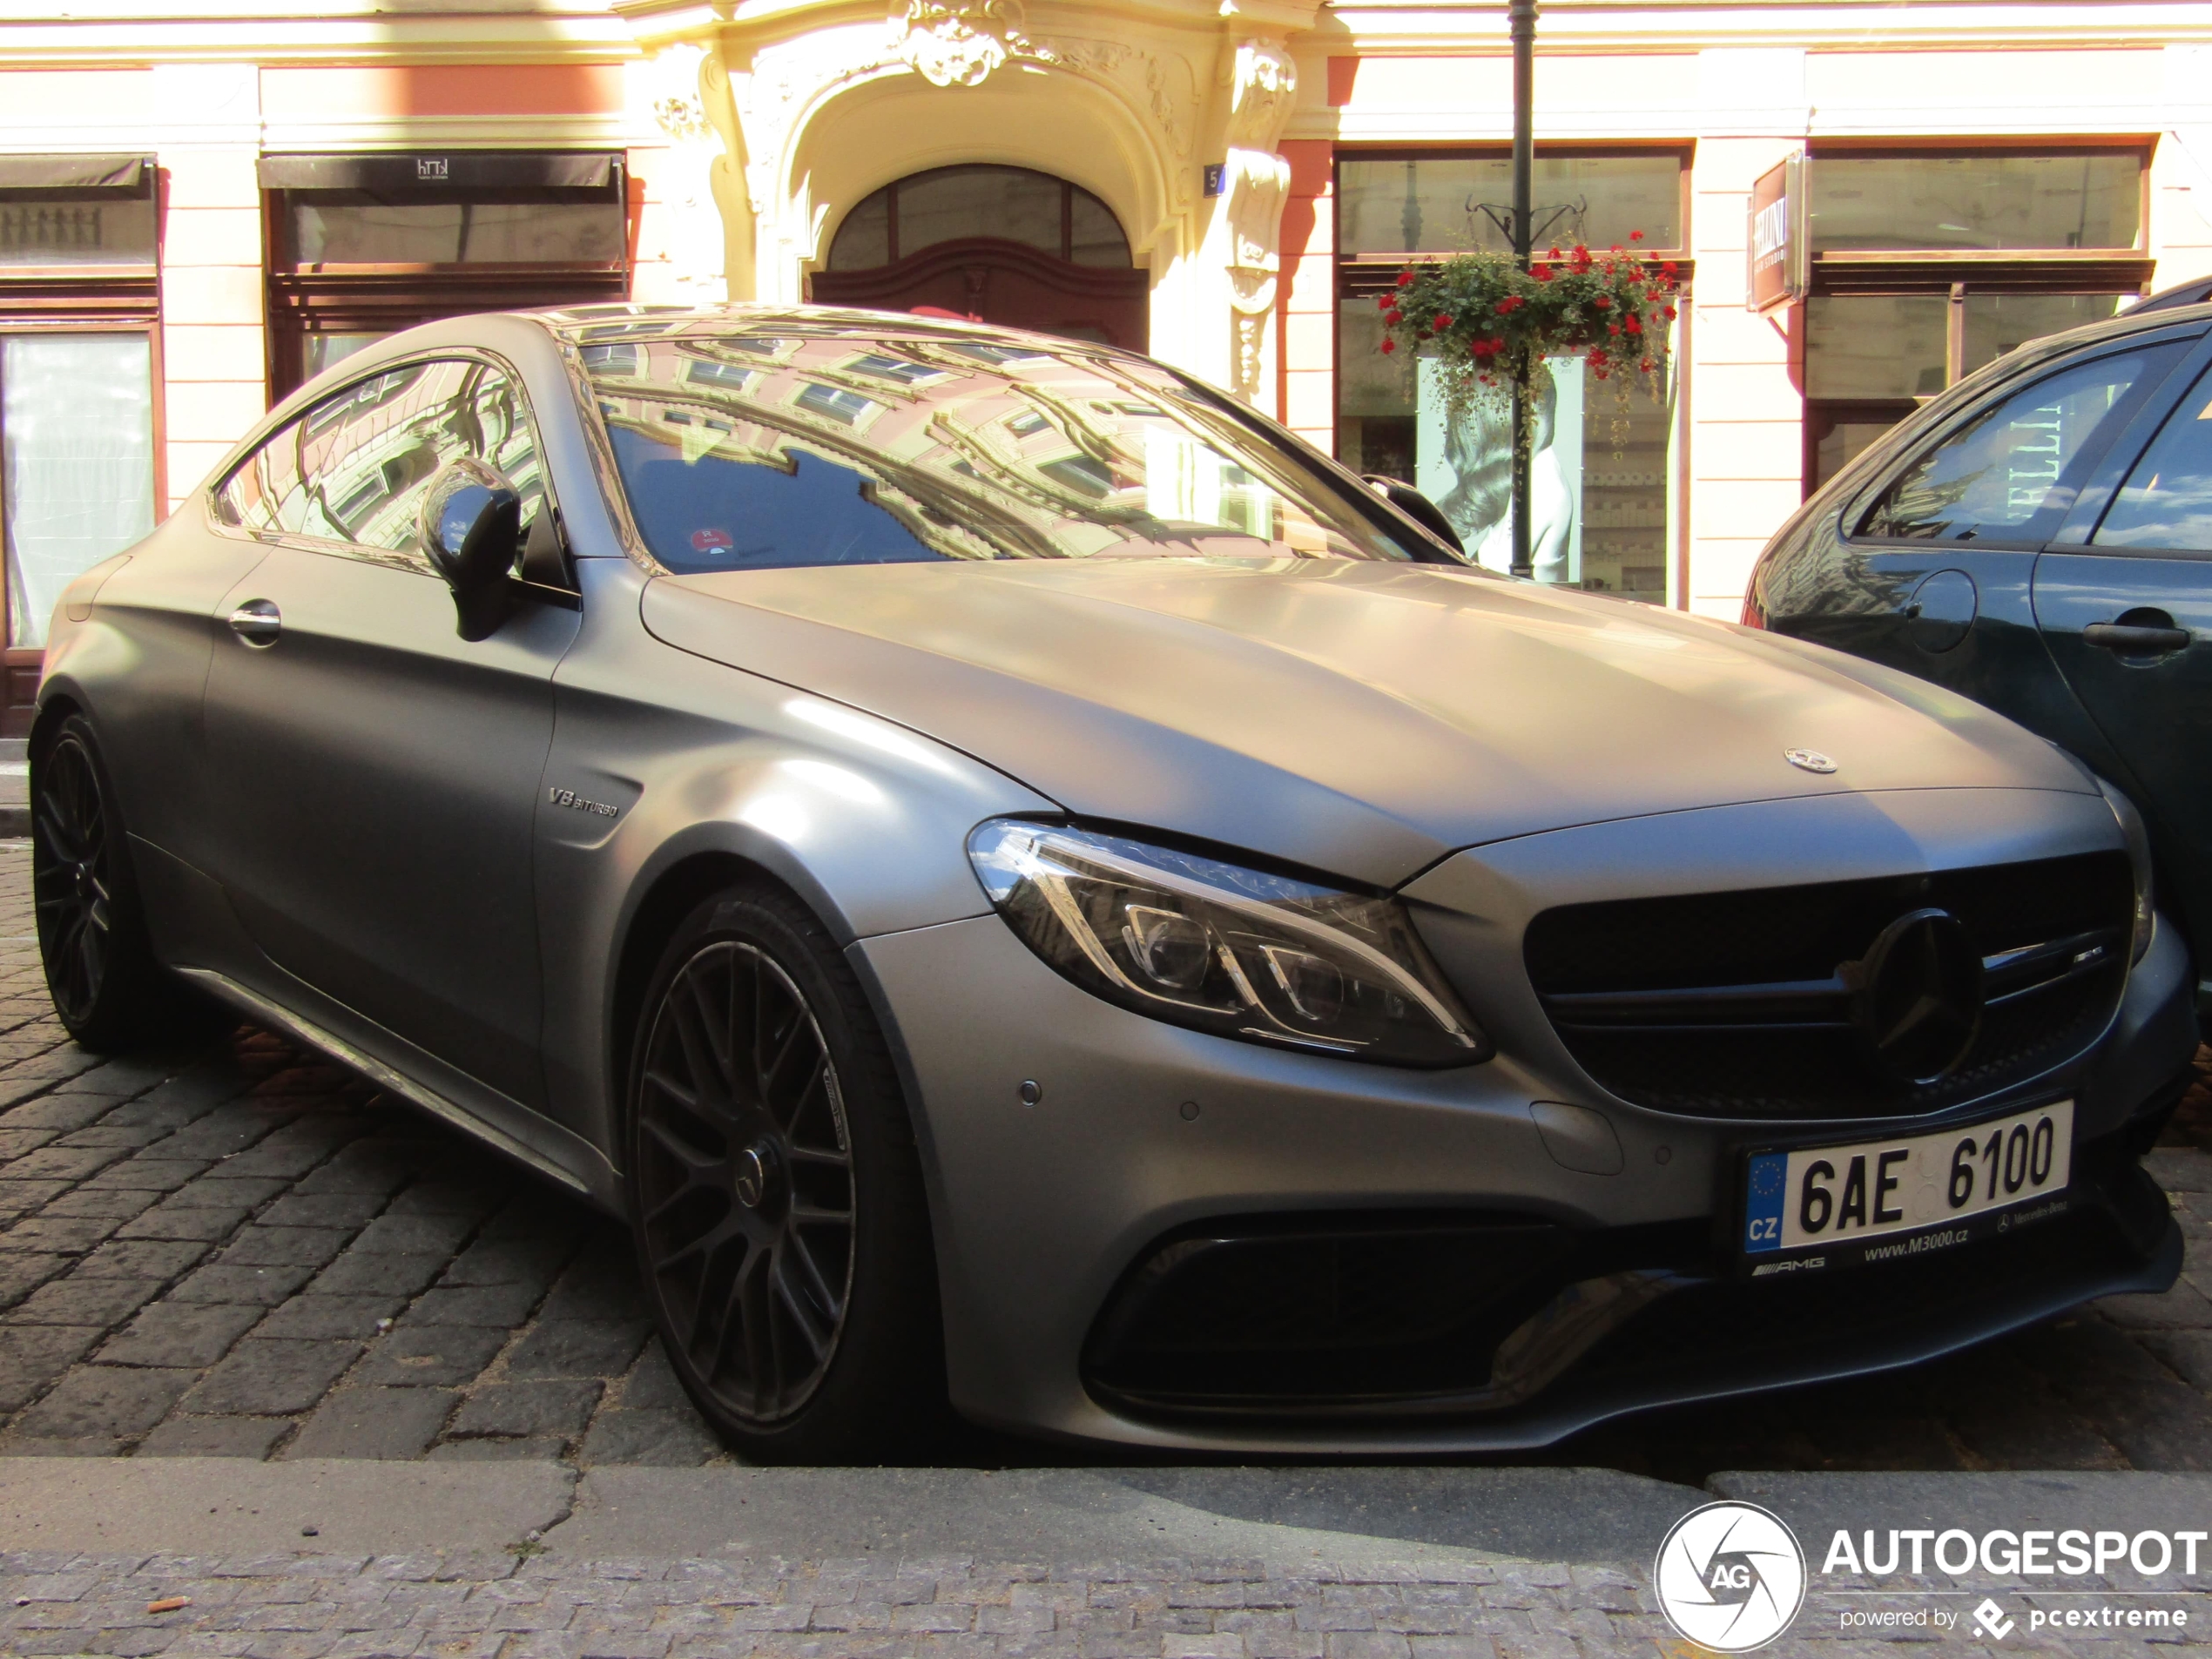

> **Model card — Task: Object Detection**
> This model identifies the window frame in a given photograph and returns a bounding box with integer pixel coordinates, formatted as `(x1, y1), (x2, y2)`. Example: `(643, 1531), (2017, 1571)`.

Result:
(1841, 333), (2198, 552)
(210, 345), (573, 591)
(261, 154), (633, 401)
(1330, 145), (1694, 601)
(0, 158), (165, 733)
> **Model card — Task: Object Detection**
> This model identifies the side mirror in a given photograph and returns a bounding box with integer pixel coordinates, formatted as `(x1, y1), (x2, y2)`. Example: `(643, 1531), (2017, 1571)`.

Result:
(1363, 474), (1466, 556)
(420, 458), (522, 641)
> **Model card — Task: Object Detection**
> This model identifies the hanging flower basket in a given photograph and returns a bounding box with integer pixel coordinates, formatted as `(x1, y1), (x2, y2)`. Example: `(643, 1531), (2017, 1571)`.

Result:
(1375, 237), (1681, 433)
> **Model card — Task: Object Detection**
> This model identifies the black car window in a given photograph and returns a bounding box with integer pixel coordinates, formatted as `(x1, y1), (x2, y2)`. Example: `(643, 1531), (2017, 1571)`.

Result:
(1855, 348), (2174, 545)
(294, 359), (549, 575)
(580, 334), (1433, 573)
(2091, 368), (2212, 552)
(212, 420), (306, 536)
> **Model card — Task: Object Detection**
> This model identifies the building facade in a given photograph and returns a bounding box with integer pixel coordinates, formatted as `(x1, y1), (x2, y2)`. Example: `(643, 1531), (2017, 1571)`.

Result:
(3, 0), (2210, 728)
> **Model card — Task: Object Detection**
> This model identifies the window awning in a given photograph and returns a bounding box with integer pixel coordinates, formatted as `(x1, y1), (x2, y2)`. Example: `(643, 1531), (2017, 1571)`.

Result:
(257, 152), (622, 192)
(0, 154), (151, 192)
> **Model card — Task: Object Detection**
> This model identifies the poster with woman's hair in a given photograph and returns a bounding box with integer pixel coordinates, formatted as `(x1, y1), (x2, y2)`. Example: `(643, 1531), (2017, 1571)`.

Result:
(1414, 356), (1584, 586)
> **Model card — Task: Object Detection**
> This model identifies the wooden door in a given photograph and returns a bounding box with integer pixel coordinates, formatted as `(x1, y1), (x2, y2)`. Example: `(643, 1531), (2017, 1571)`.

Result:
(811, 237), (1147, 352)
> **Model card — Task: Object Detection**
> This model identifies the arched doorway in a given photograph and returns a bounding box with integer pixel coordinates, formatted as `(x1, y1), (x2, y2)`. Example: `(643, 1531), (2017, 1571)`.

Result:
(808, 165), (1147, 349)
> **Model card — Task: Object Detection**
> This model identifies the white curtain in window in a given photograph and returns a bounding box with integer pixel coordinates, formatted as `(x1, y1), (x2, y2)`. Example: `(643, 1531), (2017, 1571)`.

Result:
(2, 334), (155, 648)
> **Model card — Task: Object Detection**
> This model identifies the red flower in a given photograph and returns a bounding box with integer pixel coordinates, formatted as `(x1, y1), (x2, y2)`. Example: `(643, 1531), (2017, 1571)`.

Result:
(1640, 357), (1656, 373)
(1377, 293), (1393, 311)
(1573, 244), (1589, 259)
(1395, 270), (1414, 288)
(1607, 323), (1622, 336)
(1495, 294), (1524, 314)
(1592, 294), (1611, 309)
(1532, 263), (1553, 281)
(1661, 260), (1679, 279)
(1662, 305), (1677, 320)
(1624, 314), (1642, 335)
(1595, 368), (1610, 381)
(1629, 229), (1645, 242)
(1548, 245), (1564, 260)
(1379, 338), (1396, 354)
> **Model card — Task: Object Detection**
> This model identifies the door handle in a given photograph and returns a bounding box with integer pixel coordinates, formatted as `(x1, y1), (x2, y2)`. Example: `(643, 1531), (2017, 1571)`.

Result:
(2084, 622), (2191, 656)
(227, 599), (281, 646)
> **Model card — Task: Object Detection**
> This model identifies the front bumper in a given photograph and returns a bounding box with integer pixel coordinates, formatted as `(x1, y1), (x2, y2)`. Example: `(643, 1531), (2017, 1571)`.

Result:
(855, 790), (2197, 1453)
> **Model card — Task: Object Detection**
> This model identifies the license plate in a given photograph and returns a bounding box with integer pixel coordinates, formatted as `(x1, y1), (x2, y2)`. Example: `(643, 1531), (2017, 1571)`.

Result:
(1740, 1100), (2074, 1274)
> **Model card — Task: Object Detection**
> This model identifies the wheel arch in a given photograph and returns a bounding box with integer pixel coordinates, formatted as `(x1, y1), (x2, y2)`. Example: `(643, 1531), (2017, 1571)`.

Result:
(603, 833), (928, 1169)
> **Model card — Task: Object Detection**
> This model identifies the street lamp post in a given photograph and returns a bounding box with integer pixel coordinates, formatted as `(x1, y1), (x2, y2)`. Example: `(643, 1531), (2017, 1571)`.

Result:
(1507, 0), (1536, 579)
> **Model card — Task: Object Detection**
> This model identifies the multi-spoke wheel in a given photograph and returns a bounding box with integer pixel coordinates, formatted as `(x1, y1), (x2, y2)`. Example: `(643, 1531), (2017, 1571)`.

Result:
(31, 713), (214, 1051)
(627, 883), (943, 1461)
(34, 725), (115, 1030)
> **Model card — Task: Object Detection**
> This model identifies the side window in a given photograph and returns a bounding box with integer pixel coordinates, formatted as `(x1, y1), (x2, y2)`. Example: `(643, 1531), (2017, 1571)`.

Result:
(2092, 368), (2212, 552)
(294, 359), (547, 573)
(1855, 348), (2175, 544)
(212, 421), (306, 536)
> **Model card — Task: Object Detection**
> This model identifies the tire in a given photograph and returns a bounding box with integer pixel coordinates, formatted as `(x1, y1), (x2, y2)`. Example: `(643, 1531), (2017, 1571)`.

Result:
(31, 713), (219, 1051)
(624, 880), (946, 1462)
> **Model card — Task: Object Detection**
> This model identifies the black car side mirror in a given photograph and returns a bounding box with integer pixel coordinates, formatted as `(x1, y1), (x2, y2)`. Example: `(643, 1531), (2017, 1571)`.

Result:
(420, 458), (523, 641)
(1362, 474), (1466, 556)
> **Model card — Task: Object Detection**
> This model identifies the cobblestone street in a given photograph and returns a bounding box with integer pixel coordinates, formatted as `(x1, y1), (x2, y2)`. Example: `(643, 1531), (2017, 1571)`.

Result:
(9, 837), (2212, 1653)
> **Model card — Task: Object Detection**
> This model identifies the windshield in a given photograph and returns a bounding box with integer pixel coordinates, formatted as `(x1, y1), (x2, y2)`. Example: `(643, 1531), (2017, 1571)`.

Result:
(573, 325), (1439, 573)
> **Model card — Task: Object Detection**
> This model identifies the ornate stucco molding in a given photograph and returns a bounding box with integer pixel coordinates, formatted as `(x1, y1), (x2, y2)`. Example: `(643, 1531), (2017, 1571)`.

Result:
(639, 37), (753, 300)
(1221, 35), (1296, 399)
(890, 0), (1040, 87)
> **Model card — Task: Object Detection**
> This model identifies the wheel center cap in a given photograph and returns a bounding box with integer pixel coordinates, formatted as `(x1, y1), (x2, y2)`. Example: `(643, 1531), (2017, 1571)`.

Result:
(733, 1140), (778, 1210)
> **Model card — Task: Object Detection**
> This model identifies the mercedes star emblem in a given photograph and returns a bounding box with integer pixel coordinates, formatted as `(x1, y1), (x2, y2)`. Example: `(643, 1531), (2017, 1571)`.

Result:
(1784, 748), (1838, 773)
(1846, 907), (1985, 1085)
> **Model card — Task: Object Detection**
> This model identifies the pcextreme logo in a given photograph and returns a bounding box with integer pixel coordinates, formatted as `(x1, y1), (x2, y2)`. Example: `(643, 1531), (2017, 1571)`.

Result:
(1654, 1501), (1808, 1651)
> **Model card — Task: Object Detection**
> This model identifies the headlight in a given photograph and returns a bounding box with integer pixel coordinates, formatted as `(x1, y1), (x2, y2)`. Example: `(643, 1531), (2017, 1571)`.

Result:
(967, 819), (1488, 1067)
(2097, 777), (2156, 963)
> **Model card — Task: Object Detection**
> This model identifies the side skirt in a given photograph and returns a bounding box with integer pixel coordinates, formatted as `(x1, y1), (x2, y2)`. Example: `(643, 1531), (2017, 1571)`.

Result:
(177, 966), (616, 1211)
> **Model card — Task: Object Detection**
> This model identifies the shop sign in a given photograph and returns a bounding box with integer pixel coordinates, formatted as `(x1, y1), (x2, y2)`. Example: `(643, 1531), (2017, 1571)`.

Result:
(1747, 154), (1807, 314)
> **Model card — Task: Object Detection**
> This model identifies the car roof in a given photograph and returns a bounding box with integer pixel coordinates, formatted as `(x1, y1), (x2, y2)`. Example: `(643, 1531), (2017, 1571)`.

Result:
(531, 300), (1143, 363)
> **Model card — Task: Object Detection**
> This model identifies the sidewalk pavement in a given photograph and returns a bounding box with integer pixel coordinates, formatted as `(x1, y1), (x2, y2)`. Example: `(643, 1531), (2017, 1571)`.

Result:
(10, 1460), (2212, 1656)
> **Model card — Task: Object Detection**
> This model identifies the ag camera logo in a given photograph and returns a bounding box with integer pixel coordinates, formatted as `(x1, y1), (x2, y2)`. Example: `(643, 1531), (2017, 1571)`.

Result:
(1655, 1501), (1807, 1651)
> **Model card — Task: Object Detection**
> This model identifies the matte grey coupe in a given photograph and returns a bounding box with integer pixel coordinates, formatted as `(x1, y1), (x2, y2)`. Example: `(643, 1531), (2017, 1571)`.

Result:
(32, 306), (2202, 1459)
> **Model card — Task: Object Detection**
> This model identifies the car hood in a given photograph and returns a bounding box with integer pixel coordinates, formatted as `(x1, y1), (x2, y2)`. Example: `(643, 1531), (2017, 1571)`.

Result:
(642, 558), (2094, 888)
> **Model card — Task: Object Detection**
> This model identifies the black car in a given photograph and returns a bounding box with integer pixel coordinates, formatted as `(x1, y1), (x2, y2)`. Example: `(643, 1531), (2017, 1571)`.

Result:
(1745, 300), (2212, 1024)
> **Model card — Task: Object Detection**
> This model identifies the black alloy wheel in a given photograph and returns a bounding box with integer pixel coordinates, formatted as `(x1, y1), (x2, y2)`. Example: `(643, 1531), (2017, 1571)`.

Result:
(33, 725), (115, 1030)
(627, 883), (943, 1460)
(30, 713), (215, 1052)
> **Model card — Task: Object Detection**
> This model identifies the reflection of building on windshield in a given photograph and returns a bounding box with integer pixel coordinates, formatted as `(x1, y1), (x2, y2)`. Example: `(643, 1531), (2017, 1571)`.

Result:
(575, 324), (1396, 573)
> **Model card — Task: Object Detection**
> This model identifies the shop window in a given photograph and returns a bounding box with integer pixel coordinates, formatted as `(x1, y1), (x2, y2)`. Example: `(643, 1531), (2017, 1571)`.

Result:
(1808, 153), (2141, 253)
(1337, 154), (1683, 260)
(261, 152), (628, 398)
(1335, 151), (1686, 604)
(1801, 146), (2148, 497)
(0, 154), (161, 734)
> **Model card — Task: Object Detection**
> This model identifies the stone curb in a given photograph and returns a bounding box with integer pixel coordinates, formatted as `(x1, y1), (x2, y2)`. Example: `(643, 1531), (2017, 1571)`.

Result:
(14, 1460), (2212, 1575)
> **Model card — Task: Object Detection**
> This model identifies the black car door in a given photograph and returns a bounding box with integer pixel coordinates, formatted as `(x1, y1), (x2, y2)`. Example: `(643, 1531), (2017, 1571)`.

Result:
(1791, 334), (2201, 786)
(2034, 347), (2212, 978)
(200, 355), (581, 1108)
